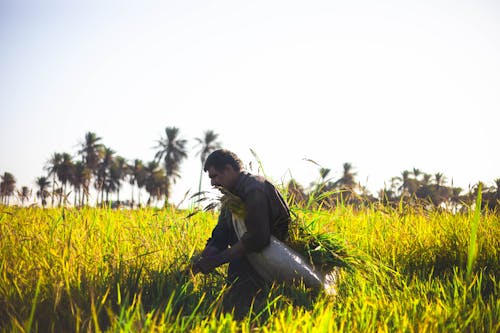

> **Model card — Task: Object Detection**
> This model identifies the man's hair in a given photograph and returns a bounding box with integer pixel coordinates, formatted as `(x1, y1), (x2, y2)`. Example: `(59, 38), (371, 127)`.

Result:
(204, 149), (243, 172)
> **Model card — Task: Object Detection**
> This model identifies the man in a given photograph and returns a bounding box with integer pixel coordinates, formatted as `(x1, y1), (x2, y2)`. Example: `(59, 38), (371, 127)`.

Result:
(193, 149), (291, 309)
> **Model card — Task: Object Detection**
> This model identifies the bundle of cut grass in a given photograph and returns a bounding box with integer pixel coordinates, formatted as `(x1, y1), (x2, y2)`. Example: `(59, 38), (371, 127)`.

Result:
(287, 220), (353, 273)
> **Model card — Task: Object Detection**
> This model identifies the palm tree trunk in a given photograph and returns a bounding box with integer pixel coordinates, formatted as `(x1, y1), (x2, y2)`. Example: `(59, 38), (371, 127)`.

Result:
(130, 185), (134, 208)
(64, 183), (68, 206)
(85, 184), (89, 206)
(51, 173), (56, 207)
(198, 163), (203, 195)
(101, 182), (105, 207)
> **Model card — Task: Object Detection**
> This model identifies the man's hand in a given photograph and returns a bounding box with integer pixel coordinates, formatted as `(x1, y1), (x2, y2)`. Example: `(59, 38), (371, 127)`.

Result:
(192, 255), (224, 274)
(191, 242), (246, 275)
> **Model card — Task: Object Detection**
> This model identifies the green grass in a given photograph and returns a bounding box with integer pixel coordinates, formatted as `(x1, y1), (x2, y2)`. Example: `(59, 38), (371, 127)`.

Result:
(0, 203), (499, 332)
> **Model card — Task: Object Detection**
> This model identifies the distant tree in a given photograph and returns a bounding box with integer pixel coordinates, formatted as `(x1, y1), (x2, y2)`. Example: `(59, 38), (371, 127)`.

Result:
(449, 186), (464, 209)
(107, 156), (128, 203)
(494, 178), (500, 201)
(434, 172), (446, 188)
(414, 173), (451, 208)
(71, 161), (92, 207)
(144, 161), (167, 205)
(334, 163), (357, 190)
(0, 172), (16, 205)
(412, 168), (421, 181)
(35, 176), (51, 208)
(432, 172), (449, 206)
(395, 170), (412, 196)
(482, 178), (500, 210)
(310, 167), (334, 197)
(319, 168), (331, 181)
(57, 153), (75, 206)
(154, 127), (188, 204)
(194, 130), (222, 194)
(310, 163), (358, 207)
(17, 186), (31, 206)
(421, 173), (432, 186)
(415, 184), (433, 204)
(79, 132), (103, 169)
(96, 147), (115, 204)
(492, 178), (500, 210)
(45, 152), (63, 207)
(78, 132), (103, 204)
(129, 159), (146, 207)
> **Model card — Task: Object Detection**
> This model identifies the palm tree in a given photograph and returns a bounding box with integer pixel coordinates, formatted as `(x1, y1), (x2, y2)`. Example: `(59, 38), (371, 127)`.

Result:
(1, 172), (16, 205)
(449, 186), (463, 209)
(334, 163), (357, 190)
(129, 159), (146, 207)
(194, 130), (222, 195)
(79, 132), (103, 168)
(78, 132), (103, 204)
(481, 178), (500, 210)
(154, 127), (188, 204)
(494, 178), (500, 200)
(310, 167), (333, 195)
(45, 152), (63, 207)
(417, 172), (448, 207)
(319, 168), (331, 181)
(421, 173), (432, 186)
(144, 161), (167, 206)
(434, 172), (446, 188)
(57, 153), (75, 206)
(412, 168), (421, 181)
(107, 156), (128, 203)
(71, 161), (92, 207)
(17, 186), (31, 206)
(395, 170), (411, 196)
(35, 176), (51, 208)
(96, 147), (115, 205)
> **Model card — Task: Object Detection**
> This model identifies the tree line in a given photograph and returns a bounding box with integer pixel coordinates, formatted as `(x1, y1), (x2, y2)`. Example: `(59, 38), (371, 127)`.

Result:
(286, 164), (500, 211)
(1, 128), (499, 211)
(0, 128), (221, 208)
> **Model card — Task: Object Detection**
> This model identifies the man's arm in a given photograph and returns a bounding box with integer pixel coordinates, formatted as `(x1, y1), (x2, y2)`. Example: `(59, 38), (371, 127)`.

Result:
(194, 189), (272, 274)
(193, 241), (246, 274)
(201, 245), (221, 257)
(239, 189), (271, 252)
(192, 208), (232, 274)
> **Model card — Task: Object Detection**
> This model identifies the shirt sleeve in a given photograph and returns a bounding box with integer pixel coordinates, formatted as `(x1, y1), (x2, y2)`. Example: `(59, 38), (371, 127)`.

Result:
(240, 189), (271, 252)
(205, 207), (231, 251)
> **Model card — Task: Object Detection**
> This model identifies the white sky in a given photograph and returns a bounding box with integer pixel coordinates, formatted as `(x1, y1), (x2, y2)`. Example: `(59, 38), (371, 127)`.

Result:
(1, 0), (499, 206)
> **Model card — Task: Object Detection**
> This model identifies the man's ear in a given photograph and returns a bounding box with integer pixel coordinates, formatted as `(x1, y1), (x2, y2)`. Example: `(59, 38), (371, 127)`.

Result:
(223, 164), (234, 174)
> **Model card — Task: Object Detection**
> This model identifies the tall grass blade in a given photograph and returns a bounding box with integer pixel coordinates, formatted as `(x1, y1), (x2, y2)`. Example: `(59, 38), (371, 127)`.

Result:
(466, 183), (482, 282)
(26, 275), (42, 333)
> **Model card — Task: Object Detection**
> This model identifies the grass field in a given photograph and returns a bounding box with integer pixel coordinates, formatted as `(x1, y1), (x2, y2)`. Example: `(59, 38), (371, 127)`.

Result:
(0, 203), (499, 332)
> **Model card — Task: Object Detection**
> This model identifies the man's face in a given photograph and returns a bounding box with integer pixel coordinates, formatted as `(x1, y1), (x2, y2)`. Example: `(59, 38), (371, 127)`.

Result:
(206, 165), (237, 190)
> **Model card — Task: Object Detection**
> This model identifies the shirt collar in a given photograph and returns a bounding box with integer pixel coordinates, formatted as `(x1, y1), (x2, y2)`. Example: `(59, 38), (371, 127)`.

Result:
(232, 171), (248, 197)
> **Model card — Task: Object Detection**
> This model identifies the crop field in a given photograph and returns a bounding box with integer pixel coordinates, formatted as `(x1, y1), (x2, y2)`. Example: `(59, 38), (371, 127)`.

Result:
(0, 202), (499, 332)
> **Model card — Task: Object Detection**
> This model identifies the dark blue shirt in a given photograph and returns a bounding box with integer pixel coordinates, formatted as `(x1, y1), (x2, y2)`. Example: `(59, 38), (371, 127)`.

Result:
(206, 172), (291, 253)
